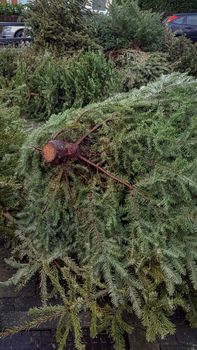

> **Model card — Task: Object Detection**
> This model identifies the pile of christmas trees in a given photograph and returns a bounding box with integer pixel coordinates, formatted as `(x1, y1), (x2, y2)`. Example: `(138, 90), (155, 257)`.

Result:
(1, 73), (197, 350)
(0, 1), (197, 349)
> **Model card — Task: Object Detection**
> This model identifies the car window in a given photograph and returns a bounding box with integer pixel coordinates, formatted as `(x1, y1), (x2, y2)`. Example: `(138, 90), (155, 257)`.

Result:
(187, 15), (197, 26)
(173, 16), (185, 24)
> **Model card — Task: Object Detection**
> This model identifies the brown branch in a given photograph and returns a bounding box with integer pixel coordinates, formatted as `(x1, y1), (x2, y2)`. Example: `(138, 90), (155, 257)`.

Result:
(53, 260), (62, 270)
(75, 109), (91, 123)
(1, 211), (15, 223)
(76, 117), (113, 146)
(79, 155), (135, 191)
(52, 129), (65, 139)
(28, 91), (39, 97)
(27, 91), (65, 101)
(32, 146), (42, 152)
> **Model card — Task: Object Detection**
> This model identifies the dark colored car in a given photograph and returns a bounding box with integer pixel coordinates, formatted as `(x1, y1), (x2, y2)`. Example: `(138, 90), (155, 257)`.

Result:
(164, 13), (197, 42)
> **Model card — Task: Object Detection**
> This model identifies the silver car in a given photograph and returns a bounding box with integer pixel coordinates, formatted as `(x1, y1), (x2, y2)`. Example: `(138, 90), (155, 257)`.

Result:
(1, 25), (26, 39)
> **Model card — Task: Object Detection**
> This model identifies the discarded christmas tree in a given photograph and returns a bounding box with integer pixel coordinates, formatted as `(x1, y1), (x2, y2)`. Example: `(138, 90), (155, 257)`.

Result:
(0, 105), (26, 242)
(24, 0), (95, 52)
(1, 74), (197, 350)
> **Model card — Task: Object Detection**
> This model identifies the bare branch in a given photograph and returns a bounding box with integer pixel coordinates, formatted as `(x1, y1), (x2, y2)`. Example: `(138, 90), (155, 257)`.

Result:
(79, 155), (135, 191)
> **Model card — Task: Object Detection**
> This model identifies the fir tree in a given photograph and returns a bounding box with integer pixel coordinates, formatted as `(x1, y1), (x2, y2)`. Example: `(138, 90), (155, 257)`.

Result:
(94, 0), (164, 51)
(0, 74), (197, 349)
(24, 0), (96, 52)
(13, 50), (120, 121)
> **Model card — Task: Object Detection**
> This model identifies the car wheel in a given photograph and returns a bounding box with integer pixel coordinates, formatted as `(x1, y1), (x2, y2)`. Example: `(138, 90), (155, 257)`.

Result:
(14, 29), (32, 48)
(14, 29), (25, 38)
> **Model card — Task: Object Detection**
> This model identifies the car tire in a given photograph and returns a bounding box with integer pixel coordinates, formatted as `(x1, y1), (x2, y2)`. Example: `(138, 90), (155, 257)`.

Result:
(14, 29), (25, 38)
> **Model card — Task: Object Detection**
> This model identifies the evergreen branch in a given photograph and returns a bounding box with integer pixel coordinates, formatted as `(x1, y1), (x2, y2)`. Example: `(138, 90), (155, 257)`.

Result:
(0, 309), (64, 339)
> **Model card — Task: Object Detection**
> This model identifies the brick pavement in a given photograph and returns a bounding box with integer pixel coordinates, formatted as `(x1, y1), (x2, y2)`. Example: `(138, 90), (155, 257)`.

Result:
(0, 331), (116, 350)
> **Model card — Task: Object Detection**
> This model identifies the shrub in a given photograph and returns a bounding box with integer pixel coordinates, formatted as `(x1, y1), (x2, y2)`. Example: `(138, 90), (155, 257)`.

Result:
(94, 0), (165, 51)
(0, 3), (24, 16)
(1, 74), (197, 349)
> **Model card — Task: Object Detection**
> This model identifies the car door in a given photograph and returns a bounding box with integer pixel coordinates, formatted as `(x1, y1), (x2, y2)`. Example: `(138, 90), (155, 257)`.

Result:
(185, 14), (197, 42)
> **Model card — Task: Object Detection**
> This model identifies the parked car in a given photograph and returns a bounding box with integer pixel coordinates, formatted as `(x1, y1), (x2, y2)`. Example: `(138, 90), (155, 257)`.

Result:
(1, 25), (26, 39)
(163, 13), (197, 42)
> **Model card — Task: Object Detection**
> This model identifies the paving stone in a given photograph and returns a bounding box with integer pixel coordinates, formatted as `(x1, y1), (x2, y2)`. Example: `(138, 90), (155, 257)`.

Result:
(0, 283), (36, 299)
(159, 334), (178, 346)
(39, 330), (54, 345)
(128, 327), (160, 350)
(171, 310), (187, 326)
(14, 296), (41, 311)
(0, 267), (37, 299)
(28, 330), (41, 341)
(0, 298), (15, 313)
(124, 312), (144, 329)
(0, 332), (41, 350)
(0, 311), (31, 330)
(176, 324), (197, 345)
(0, 331), (58, 350)
(0, 261), (18, 298)
(0, 311), (58, 331)
(0, 338), (13, 350)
